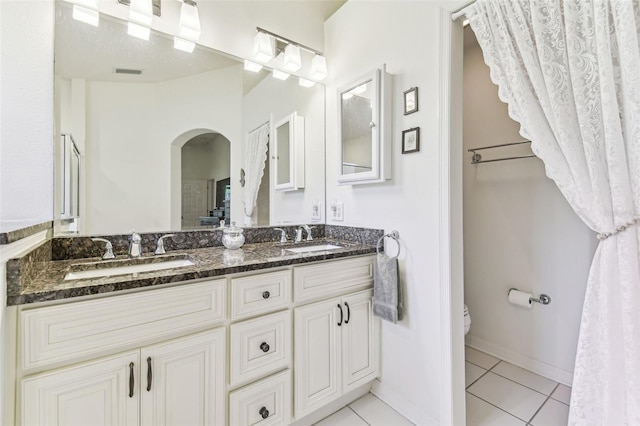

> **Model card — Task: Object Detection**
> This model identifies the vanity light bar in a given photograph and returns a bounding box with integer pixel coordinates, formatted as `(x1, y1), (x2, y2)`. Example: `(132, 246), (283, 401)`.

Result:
(272, 69), (290, 81)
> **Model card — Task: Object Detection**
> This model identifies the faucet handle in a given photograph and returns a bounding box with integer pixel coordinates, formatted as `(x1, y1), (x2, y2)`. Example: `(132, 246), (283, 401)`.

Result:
(273, 228), (288, 243)
(91, 238), (115, 259)
(303, 225), (315, 241)
(155, 234), (175, 255)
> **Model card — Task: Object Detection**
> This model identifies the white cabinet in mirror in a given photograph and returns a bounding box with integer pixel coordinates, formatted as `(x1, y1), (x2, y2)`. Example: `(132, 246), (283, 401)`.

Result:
(273, 112), (305, 192)
(337, 65), (392, 185)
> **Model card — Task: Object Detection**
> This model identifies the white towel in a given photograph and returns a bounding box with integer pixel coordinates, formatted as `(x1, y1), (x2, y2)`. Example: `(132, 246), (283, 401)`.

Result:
(373, 253), (403, 323)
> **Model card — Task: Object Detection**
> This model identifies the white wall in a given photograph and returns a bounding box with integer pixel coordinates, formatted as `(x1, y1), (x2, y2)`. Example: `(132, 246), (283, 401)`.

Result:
(82, 66), (242, 234)
(463, 28), (596, 384)
(242, 76), (325, 226)
(0, 1), (54, 225)
(325, 2), (453, 424)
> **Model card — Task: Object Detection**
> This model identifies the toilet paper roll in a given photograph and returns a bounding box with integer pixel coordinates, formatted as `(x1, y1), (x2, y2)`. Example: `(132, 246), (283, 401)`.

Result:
(508, 289), (532, 308)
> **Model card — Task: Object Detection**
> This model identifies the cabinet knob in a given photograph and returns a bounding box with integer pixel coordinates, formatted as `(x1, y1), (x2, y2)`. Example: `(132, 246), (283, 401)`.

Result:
(369, 121), (376, 128)
(260, 342), (270, 353)
(262, 291), (270, 299)
(259, 406), (270, 419)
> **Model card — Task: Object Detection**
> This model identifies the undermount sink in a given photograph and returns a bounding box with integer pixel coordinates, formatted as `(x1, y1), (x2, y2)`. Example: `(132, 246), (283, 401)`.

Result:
(285, 244), (342, 254)
(64, 255), (194, 280)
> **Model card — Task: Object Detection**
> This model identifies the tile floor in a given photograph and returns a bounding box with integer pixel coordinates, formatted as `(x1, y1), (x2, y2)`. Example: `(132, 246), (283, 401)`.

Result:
(466, 346), (571, 425)
(316, 347), (571, 426)
(314, 393), (414, 426)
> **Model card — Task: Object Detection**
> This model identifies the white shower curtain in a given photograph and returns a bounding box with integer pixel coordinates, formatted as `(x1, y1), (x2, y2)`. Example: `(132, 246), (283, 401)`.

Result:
(242, 123), (269, 226)
(465, 1), (640, 424)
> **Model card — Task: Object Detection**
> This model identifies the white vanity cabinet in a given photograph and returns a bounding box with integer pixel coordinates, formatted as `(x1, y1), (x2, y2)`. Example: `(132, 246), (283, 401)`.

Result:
(292, 256), (379, 420)
(294, 289), (377, 419)
(14, 255), (379, 426)
(21, 329), (226, 426)
(17, 279), (227, 426)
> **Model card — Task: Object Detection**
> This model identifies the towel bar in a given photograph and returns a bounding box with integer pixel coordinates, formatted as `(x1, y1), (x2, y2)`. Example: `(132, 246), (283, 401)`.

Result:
(376, 231), (400, 259)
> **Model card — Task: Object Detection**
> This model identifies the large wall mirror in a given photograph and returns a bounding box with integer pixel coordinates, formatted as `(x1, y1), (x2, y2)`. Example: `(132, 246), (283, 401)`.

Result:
(53, 1), (325, 236)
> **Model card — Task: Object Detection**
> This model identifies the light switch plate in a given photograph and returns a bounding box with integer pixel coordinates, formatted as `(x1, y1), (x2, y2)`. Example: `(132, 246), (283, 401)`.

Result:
(333, 202), (344, 221)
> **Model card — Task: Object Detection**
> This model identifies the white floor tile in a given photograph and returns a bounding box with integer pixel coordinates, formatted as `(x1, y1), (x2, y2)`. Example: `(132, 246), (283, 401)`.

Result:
(467, 372), (547, 422)
(530, 398), (570, 426)
(466, 361), (487, 387)
(550, 384), (571, 405)
(492, 362), (557, 395)
(466, 393), (525, 426)
(466, 347), (500, 370)
(350, 393), (414, 426)
(314, 407), (368, 426)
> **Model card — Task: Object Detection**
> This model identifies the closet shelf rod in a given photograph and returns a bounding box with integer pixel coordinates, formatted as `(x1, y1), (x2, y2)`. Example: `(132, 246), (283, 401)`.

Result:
(467, 140), (531, 153)
(471, 154), (537, 165)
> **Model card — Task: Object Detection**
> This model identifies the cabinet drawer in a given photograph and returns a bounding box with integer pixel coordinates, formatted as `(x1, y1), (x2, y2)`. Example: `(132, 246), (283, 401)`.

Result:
(20, 279), (226, 371)
(229, 370), (292, 426)
(230, 311), (291, 387)
(293, 256), (374, 303)
(231, 270), (291, 321)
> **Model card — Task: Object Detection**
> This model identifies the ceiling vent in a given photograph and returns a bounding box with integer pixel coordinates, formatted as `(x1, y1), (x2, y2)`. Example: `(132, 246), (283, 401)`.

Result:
(114, 67), (143, 75)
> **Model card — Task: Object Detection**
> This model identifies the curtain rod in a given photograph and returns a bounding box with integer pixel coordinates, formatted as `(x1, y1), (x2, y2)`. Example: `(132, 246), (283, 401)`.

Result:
(451, 0), (476, 21)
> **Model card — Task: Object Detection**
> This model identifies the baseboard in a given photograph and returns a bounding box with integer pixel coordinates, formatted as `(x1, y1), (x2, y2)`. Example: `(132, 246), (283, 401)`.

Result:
(371, 379), (438, 426)
(465, 335), (574, 386)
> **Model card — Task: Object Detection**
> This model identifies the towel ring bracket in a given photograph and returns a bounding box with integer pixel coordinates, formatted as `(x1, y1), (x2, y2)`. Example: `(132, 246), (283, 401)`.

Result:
(376, 230), (400, 258)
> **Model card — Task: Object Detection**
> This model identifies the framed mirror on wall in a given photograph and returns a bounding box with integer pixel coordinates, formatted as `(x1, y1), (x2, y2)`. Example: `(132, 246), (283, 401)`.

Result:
(53, 0), (326, 235)
(337, 65), (392, 185)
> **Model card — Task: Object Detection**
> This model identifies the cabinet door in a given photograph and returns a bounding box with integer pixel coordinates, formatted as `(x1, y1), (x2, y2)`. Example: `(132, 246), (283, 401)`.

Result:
(140, 328), (225, 426)
(341, 290), (378, 393)
(21, 351), (139, 426)
(294, 298), (342, 419)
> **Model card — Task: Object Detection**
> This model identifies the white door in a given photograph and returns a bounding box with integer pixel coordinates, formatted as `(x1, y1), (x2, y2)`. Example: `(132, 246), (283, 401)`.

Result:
(294, 298), (341, 419)
(181, 179), (208, 228)
(140, 328), (225, 426)
(21, 351), (139, 426)
(341, 290), (378, 392)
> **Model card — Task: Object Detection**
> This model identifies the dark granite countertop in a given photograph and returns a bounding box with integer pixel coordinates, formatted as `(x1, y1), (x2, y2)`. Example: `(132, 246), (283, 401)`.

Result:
(0, 221), (52, 245)
(9, 239), (377, 306)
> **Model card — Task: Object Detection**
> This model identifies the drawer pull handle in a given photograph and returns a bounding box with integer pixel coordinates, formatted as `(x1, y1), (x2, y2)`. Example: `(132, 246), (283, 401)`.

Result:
(262, 291), (270, 299)
(260, 342), (270, 352)
(129, 362), (134, 398)
(337, 304), (343, 326)
(146, 357), (152, 391)
(345, 302), (350, 324)
(259, 407), (270, 419)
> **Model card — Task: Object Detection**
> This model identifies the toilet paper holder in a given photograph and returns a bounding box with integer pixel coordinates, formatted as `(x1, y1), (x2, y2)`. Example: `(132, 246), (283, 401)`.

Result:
(508, 288), (551, 305)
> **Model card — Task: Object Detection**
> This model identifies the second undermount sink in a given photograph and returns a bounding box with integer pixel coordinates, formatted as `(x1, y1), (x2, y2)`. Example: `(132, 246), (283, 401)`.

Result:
(285, 244), (342, 254)
(64, 255), (194, 281)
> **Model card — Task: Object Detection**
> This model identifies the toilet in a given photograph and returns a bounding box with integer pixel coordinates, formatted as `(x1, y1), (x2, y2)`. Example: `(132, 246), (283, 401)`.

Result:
(464, 304), (471, 335)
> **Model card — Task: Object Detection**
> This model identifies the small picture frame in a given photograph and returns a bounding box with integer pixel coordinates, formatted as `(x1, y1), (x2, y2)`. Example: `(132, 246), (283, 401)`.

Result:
(402, 127), (420, 154)
(403, 87), (418, 115)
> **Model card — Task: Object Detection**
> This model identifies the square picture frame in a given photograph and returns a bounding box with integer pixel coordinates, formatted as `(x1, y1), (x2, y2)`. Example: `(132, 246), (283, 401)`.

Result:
(403, 87), (418, 115)
(402, 127), (420, 154)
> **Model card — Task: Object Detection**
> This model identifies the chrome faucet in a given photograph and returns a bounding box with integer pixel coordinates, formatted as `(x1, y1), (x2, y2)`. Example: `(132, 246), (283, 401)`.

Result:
(294, 226), (304, 243)
(274, 228), (288, 243)
(302, 225), (314, 241)
(155, 234), (175, 255)
(128, 231), (143, 258)
(91, 238), (115, 259)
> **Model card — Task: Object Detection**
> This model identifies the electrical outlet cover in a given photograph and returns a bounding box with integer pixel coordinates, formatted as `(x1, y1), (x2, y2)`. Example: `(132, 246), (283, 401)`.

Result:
(334, 202), (344, 221)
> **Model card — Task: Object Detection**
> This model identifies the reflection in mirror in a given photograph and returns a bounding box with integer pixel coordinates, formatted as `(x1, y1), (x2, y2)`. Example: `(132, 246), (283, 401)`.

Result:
(53, 1), (325, 235)
(337, 66), (391, 185)
(276, 122), (291, 186)
(341, 79), (374, 175)
(273, 112), (305, 192)
(180, 133), (230, 229)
